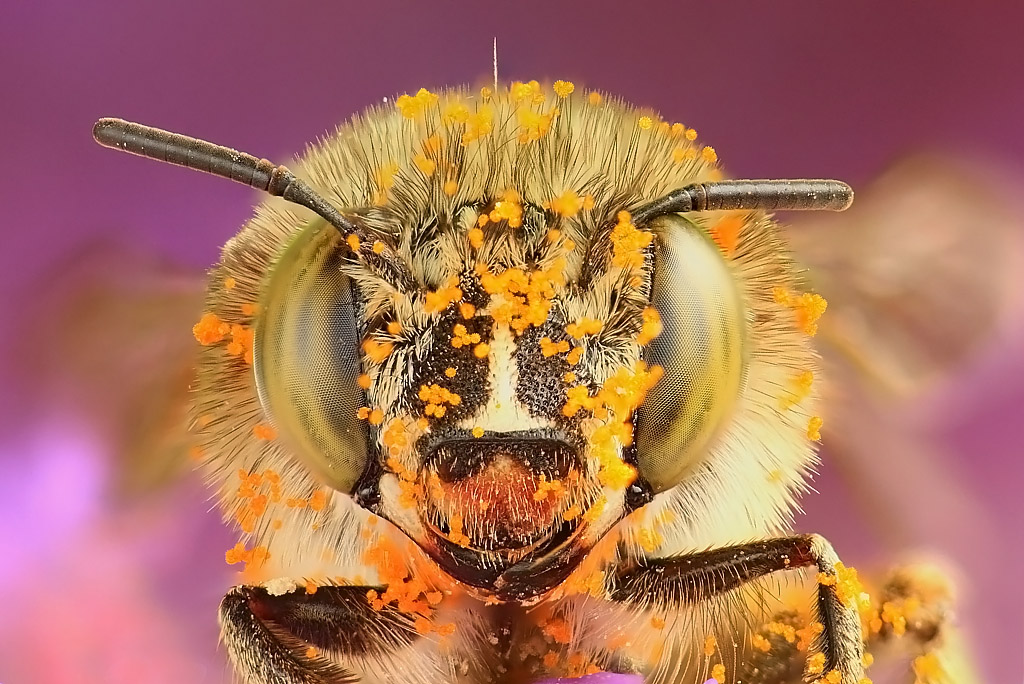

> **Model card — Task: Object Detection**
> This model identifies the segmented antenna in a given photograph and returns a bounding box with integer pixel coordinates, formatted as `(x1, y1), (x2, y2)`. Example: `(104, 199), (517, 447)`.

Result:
(633, 179), (854, 225)
(92, 118), (360, 235)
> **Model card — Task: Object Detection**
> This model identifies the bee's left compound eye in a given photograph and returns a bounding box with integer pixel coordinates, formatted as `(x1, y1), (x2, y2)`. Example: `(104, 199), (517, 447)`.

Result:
(634, 214), (747, 493)
(253, 220), (369, 495)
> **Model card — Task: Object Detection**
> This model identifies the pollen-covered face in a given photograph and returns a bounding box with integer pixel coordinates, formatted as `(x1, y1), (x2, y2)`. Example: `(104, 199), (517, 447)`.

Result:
(191, 84), (821, 605)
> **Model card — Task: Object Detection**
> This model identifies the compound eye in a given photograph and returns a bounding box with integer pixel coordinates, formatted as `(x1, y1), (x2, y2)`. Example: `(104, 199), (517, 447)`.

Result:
(254, 220), (369, 494)
(635, 214), (747, 493)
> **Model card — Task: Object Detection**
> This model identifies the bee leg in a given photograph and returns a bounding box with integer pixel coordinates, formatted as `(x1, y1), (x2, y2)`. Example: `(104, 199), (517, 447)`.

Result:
(218, 583), (422, 684)
(610, 534), (864, 682)
(736, 563), (962, 684)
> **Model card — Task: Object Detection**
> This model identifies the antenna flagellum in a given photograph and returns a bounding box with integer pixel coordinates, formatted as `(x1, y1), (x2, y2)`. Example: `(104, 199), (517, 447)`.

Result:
(634, 179), (854, 225)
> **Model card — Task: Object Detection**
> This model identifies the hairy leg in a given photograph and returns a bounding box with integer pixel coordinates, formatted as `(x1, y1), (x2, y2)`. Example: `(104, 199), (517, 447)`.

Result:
(219, 583), (487, 684)
(608, 534), (865, 683)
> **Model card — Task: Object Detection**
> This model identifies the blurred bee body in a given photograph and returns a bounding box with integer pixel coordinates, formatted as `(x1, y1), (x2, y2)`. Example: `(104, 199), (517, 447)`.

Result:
(96, 83), (882, 684)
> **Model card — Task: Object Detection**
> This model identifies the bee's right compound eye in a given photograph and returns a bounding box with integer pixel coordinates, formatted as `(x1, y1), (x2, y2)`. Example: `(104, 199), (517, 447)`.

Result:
(254, 220), (370, 495)
(634, 215), (748, 493)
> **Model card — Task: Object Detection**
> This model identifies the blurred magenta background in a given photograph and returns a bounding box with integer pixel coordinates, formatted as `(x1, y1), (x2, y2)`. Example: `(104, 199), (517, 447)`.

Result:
(2, 2), (1022, 683)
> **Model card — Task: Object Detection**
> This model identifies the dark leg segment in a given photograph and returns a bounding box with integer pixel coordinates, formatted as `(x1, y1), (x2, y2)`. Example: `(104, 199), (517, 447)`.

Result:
(219, 584), (420, 684)
(609, 534), (864, 682)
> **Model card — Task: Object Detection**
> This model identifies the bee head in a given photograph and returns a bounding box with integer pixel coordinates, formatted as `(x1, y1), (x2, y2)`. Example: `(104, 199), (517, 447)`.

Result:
(98, 86), (849, 604)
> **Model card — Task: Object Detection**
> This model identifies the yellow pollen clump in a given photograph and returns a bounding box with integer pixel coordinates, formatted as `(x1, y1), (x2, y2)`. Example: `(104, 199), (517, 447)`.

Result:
(461, 105), (494, 144)
(795, 293), (828, 335)
(448, 513), (471, 546)
(671, 123), (685, 136)
(357, 406), (370, 420)
(444, 367), (457, 378)
(562, 504), (582, 521)
(305, 579), (318, 595)
(650, 616), (666, 630)
(223, 276), (236, 289)
(472, 426), (484, 438)
(422, 134), (441, 155)
(387, 320), (403, 335)
(381, 418), (410, 456)
(565, 361), (663, 489)
(610, 211), (654, 269)
(305, 646), (318, 659)
(588, 91), (602, 106)
(702, 146), (718, 163)
(368, 408), (385, 425)
(424, 276), (463, 313)
(703, 635), (717, 656)
(459, 302), (476, 319)
(807, 652), (826, 675)
(468, 227), (484, 249)
(638, 116), (653, 130)
(795, 621), (824, 651)
(566, 317), (604, 339)
(807, 416), (824, 441)
(396, 88), (438, 119)
(517, 105), (559, 143)
(357, 373), (372, 389)
(780, 370), (815, 410)
(372, 240), (386, 255)
(542, 617), (572, 644)
(362, 338), (394, 363)
(224, 323), (255, 364)
(443, 101), (470, 124)
(563, 371), (576, 383)
(684, 128), (698, 141)
(193, 312), (230, 345)
(346, 234), (361, 251)
(443, 179), (458, 196)
(510, 80), (544, 103)
(241, 302), (258, 316)
(775, 288), (828, 335)
(637, 307), (663, 345)
(540, 337), (571, 357)
(549, 189), (591, 217)
(710, 664), (726, 683)
(252, 424), (277, 441)
(224, 542), (270, 569)
(479, 260), (567, 334)
(822, 670), (842, 684)
(418, 383), (462, 418)
(450, 323), (481, 348)
(372, 162), (399, 205)
(309, 490), (327, 511)
(553, 80), (575, 98)
(489, 190), (523, 227)
(479, 86), (492, 101)
(709, 216), (743, 257)
(413, 154), (436, 176)
(473, 342), (490, 358)
(566, 346), (584, 366)
(912, 653), (941, 684)
(636, 528), (663, 552)
(533, 475), (565, 502)
(752, 634), (772, 652)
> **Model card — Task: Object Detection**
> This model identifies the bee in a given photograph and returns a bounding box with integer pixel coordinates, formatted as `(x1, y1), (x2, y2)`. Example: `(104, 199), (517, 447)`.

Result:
(94, 81), (897, 684)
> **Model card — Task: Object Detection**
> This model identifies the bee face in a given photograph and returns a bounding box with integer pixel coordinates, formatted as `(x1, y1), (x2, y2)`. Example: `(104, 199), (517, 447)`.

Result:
(190, 83), (819, 610)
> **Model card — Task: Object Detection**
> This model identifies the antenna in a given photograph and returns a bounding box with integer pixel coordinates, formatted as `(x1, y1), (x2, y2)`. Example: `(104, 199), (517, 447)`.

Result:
(633, 179), (853, 225)
(92, 118), (360, 235)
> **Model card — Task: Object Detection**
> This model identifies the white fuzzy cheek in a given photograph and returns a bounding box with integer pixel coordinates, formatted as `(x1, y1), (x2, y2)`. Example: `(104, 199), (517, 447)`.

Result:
(459, 324), (553, 433)
(378, 473), (427, 535)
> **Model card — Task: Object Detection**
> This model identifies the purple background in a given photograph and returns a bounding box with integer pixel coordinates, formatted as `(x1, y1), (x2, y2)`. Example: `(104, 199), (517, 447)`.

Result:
(2, 2), (1023, 683)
